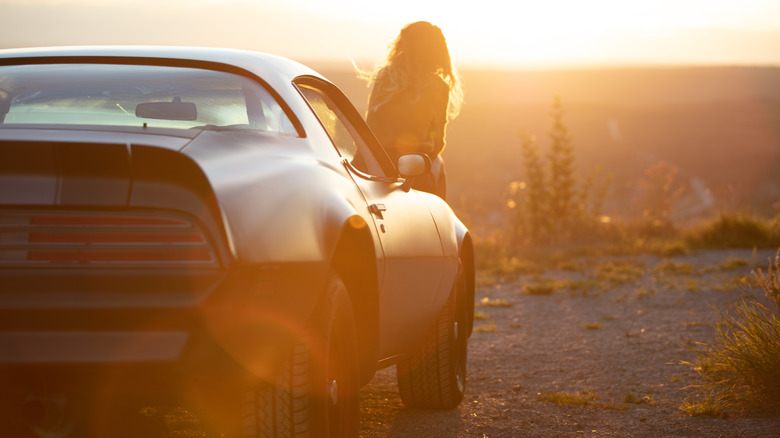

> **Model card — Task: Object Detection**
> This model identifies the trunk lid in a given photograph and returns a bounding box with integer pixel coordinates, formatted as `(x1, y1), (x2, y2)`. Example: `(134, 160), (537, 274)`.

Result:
(0, 128), (228, 268)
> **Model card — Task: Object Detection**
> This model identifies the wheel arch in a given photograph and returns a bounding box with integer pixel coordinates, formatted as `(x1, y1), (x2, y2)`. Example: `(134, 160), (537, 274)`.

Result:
(330, 214), (380, 386)
(456, 227), (476, 339)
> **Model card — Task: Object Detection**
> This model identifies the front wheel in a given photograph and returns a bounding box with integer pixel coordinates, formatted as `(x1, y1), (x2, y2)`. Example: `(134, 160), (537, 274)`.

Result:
(396, 263), (468, 409)
(242, 273), (360, 438)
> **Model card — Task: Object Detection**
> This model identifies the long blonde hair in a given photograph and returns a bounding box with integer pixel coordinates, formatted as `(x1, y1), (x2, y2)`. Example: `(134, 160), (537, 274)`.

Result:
(361, 21), (463, 119)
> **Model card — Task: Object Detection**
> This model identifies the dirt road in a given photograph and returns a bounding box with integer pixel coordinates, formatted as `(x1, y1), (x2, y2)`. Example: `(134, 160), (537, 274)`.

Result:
(359, 249), (780, 437)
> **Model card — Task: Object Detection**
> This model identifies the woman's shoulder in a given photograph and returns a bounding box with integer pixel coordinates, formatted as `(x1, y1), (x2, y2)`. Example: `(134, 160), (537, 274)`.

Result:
(423, 75), (449, 102)
(429, 74), (449, 90)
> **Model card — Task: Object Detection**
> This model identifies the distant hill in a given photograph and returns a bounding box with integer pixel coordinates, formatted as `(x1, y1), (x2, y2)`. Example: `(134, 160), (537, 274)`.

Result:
(314, 64), (780, 232)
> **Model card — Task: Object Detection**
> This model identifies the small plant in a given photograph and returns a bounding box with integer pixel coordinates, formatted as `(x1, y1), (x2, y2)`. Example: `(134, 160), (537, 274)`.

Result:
(753, 250), (780, 308)
(546, 95), (577, 240)
(475, 324), (496, 333)
(680, 249), (780, 415)
(613, 293), (629, 303)
(685, 278), (701, 292)
(474, 311), (490, 320)
(657, 260), (696, 275)
(717, 257), (749, 271)
(584, 322), (604, 330)
(560, 279), (602, 297)
(680, 395), (728, 418)
(636, 285), (657, 299)
(539, 390), (595, 407)
(661, 240), (690, 257)
(523, 282), (556, 295)
(507, 96), (610, 246)
(485, 256), (545, 277)
(623, 391), (656, 406)
(478, 297), (512, 307)
(594, 260), (645, 285)
(475, 274), (499, 288)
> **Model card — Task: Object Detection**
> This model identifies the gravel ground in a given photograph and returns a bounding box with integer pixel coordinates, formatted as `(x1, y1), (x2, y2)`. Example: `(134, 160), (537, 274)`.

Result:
(358, 249), (780, 437)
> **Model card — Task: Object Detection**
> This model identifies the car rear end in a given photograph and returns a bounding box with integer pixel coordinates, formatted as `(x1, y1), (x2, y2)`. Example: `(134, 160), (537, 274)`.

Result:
(0, 52), (309, 434)
(0, 135), (244, 430)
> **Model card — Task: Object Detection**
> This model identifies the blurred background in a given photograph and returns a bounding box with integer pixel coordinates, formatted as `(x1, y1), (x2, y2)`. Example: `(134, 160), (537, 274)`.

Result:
(3, 0), (780, 244)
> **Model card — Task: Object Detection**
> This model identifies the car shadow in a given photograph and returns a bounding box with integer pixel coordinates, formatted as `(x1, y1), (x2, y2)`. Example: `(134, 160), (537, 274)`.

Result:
(359, 366), (468, 438)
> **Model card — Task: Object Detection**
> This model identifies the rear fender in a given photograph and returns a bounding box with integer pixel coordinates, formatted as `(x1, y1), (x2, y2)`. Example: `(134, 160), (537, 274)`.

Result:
(330, 215), (380, 385)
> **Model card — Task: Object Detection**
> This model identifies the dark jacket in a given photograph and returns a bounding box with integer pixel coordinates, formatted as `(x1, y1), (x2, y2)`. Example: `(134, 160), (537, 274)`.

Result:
(366, 73), (449, 198)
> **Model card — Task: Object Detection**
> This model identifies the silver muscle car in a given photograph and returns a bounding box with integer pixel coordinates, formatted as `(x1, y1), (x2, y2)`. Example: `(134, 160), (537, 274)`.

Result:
(0, 46), (475, 438)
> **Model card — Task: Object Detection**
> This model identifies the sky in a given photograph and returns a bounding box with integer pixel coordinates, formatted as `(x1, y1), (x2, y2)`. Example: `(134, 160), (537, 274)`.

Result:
(2, 0), (780, 69)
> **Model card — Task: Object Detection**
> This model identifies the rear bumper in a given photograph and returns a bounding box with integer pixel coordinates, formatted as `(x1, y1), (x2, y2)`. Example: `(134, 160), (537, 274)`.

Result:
(0, 262), (328, 392)
(0, 332), (188, 363)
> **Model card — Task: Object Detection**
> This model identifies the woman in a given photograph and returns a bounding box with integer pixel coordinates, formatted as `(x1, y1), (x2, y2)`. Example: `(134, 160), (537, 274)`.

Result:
(362, 21), (463, 200)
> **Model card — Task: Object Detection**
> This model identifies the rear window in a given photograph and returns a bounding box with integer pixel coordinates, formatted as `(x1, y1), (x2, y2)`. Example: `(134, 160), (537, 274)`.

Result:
(0, 63), (298, 135)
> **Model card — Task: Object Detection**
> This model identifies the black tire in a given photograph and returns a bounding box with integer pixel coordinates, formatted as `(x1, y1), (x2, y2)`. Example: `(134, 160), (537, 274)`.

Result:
(242, 273), (360, 438)
(396, 262), (468, 409)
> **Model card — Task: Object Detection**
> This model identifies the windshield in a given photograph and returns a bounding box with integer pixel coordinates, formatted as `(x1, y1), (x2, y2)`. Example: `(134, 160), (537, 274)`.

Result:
(0, 63), (298, 135)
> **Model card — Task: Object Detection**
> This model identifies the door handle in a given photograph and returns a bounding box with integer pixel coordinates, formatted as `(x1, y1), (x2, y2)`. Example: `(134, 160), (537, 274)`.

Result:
(369, 203), (386, 217)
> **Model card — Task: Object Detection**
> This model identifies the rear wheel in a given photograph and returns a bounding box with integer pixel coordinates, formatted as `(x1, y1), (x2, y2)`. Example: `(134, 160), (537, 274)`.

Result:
(242, 273), (360, 438)
(396, 263), (468, 409)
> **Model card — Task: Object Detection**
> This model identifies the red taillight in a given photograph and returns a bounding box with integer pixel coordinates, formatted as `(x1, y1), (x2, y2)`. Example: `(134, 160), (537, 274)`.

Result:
(30, 216), (185, 226)
(29, 232), (205, 243)
(0, 211), (218, 267)
(28, 249), (214, 262)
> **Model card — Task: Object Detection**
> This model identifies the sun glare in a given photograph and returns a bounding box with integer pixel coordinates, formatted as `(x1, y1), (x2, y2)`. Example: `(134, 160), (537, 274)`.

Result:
(4, 0), (780, 68)
(279, 0), (780, 67)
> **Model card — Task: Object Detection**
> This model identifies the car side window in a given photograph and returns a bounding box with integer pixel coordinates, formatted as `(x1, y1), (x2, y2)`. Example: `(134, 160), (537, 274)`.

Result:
(296, 82), (387, 177)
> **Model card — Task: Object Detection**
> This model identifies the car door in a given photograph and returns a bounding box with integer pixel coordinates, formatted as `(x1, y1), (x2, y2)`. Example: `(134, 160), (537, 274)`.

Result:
(294, 77), (447, 357)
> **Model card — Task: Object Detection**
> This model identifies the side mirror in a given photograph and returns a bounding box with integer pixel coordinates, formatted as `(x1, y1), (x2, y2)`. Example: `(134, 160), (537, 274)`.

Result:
(397, 154), (431, 178)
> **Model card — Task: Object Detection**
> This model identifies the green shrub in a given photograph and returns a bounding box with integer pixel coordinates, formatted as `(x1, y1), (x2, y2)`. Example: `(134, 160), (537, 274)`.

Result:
(507, 95), (610, 246)
(686, 213), (780, 249)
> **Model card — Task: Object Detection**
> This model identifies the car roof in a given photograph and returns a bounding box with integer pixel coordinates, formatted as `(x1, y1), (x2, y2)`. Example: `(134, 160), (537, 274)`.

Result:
(0, 46), (326, 93)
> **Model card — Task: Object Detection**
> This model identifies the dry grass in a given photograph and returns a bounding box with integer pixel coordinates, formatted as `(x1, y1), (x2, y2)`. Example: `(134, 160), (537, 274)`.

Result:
(656, 260), (697, 276)
(474, 311), (490, 320)
(475, 324), (497, 333)
(594, 260), (645, 286)
(716, 257), (749, 271)
(623, 392), (656, 406)
(538, 390), (596, 407)
(680, 250), (780, 416)
(478, 297), (512, 307)
(523, 282), (556, 295)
